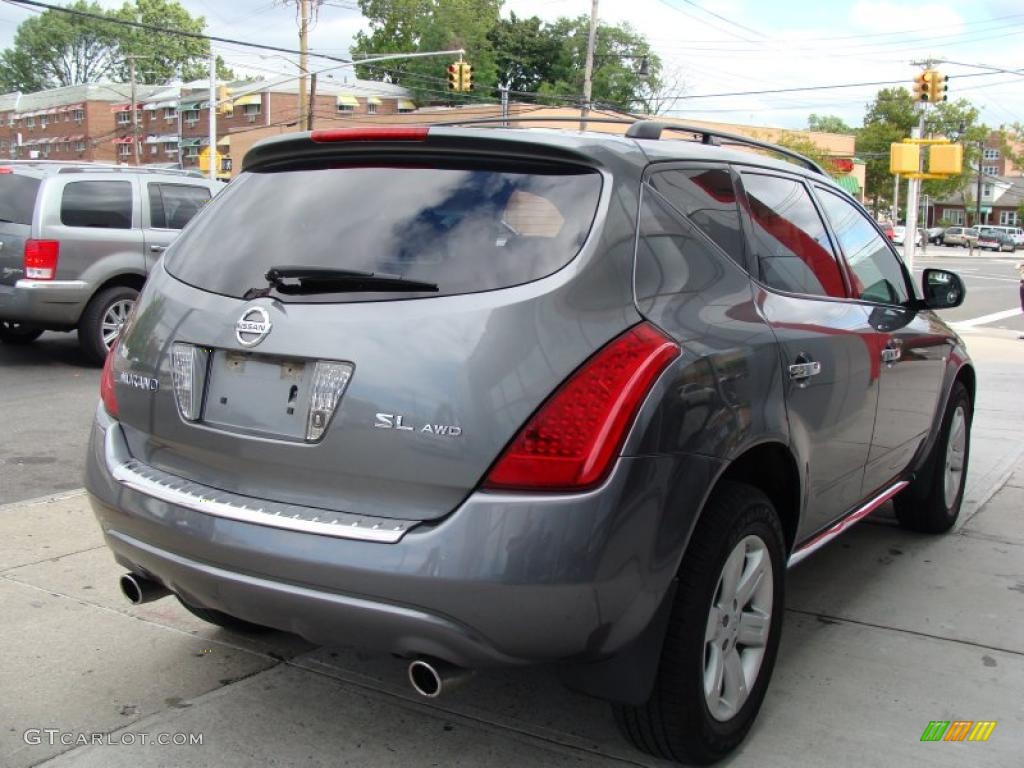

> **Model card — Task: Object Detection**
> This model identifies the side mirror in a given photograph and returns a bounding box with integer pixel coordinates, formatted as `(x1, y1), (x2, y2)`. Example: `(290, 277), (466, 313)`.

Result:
(921, 268), (965, 310)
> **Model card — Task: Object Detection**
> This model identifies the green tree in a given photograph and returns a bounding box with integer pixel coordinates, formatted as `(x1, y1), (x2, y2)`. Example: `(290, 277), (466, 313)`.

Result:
(807, 114), (852, 134)
(352, 0), (502, 102)
(0, 0), (231, 93)
(351, 4), (660, 110)
(855, 88), (917, 216)
(488, 13), (561, 94)
(534, 16), (661, 113)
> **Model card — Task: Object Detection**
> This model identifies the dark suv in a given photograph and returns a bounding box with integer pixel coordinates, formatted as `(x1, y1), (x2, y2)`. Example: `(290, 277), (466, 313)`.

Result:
(85, 121), (973, 764)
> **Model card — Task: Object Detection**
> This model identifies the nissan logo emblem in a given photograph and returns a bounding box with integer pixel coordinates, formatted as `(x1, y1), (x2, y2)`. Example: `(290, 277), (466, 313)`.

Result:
(235, 307), (272, 347)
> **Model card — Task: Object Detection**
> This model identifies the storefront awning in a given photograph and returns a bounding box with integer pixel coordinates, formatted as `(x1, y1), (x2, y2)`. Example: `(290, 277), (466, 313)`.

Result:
(397, 99), (416, 111)
(112, 136), (136, 144)
(145, 134), (179, 144)
(217, 135), (230, 147)
(835, 175), (861, 195)
(110, 103), (142, 113)
(67, 134), (84, 142)
(336, 94), (359, 107)
(366, 96), (383, 106)
(179, 138), (202, 148)
(179, 100), (205, 112)
(233, 93), (262, 107)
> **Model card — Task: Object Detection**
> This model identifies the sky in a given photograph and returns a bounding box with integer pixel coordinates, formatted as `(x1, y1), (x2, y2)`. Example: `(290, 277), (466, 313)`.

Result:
(0, 0), (1020, 131)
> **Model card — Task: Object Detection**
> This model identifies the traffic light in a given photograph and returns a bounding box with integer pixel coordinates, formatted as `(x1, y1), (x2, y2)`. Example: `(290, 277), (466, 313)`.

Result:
(217, 85), (233, 115)
(928, 71), (949, 102)
(913, 70), (929, 102)
(929, 143), (962, 174)
(890, 142), (920, 174)
(459, 62), (473, 91)
(447, 63), (461, 91)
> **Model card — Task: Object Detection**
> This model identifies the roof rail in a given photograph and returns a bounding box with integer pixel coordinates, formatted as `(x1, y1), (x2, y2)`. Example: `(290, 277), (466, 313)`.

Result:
(431, 115), (828, 176)
(626, 120), (827, 175)
(0, 159), (208, 178)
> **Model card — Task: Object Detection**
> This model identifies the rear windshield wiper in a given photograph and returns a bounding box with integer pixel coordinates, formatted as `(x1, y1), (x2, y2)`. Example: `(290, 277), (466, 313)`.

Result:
(243, 266), (438, 299)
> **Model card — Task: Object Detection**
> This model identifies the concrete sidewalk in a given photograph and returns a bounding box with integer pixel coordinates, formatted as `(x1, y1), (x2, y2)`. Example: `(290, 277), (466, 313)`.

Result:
(2, 333), (1023, 767)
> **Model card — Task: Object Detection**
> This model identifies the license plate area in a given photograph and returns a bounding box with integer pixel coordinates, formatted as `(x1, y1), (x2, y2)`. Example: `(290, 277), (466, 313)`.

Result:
(202, 351), (315, 440)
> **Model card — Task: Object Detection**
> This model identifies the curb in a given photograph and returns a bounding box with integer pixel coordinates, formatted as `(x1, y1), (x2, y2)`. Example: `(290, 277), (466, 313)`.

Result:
(0, 487), (87, 514)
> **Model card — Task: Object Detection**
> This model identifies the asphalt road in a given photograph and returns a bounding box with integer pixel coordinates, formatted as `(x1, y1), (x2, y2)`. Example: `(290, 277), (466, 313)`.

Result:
(1, 248), (1021, 504)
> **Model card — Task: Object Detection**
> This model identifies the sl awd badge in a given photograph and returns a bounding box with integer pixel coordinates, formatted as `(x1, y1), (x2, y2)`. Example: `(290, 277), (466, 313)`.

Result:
(236, 307), (272, 347)
(375, 413), (462, 437)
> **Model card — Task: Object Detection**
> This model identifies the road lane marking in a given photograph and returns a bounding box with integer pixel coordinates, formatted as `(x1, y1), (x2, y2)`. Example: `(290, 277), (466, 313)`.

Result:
(950, 308), (1024, 328)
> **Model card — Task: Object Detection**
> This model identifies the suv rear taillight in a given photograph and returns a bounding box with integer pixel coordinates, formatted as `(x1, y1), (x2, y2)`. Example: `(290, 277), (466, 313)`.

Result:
(100, 342), (119, 418)
(24, 239), (60, 280)
(483, 323), (680, 492)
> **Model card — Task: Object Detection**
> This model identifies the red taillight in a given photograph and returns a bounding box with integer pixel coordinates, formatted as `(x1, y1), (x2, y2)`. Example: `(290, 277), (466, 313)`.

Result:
(483, 323), (680, 492)
(0, 167), (12, 174)
(24, 239), (60, 280)
(309, 126), (430, 143)
(100, 342), (119, 418)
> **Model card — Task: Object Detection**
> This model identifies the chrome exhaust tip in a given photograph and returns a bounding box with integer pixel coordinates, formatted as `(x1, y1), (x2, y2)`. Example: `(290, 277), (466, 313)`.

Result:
(119, 573), (170, 605)
(407, 658), (472, 699)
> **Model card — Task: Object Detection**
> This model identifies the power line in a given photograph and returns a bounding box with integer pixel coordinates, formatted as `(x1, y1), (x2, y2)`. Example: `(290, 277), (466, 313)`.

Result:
(668, 0), (767, 40)
(634, 70), (1017, 102)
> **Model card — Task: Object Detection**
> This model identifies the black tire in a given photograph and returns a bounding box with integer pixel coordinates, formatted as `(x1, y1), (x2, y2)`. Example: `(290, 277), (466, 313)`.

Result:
(894, 381), (972, 533)
(78, 285), (138, 365)
(614, 482), (785, 765)
(0, 320), (43, 345)
(176, 596), (272, 633)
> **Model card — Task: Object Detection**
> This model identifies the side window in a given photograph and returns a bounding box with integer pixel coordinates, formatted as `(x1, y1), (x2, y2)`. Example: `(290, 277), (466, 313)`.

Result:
(740, 172), (845, 298)
(634, 185), (726, 300)
(649, 167), (745, 269)
(60, 181), (132, 229)
(148, 183), (212, 229)
(816, 188), (909, 305)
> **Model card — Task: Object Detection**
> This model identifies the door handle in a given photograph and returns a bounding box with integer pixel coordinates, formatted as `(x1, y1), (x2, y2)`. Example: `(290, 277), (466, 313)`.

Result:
(788, 357), (821, 385)
(149, 245), (166, 253)
(881, 343), (902, 365)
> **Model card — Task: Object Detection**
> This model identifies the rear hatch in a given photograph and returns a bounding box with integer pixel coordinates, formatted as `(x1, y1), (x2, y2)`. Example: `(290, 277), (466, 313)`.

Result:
(114, 131), (642, 521)
(0, 171), (42, 285)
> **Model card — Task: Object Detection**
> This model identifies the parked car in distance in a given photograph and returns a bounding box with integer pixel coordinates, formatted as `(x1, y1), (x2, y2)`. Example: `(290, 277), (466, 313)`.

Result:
(942, 226), (969, 246)
(976, 228), (1017, 252)
(880, 221), (894, 240)
(0, 161), (223, 363)
(976, 224), (1023, 248)
(926, 226), (945, 244)
(86, 120), (974, 765)
(892, 225), (925, 246)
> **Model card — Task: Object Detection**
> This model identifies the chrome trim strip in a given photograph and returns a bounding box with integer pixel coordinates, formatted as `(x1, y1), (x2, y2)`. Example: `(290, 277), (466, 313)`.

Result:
(104, 426), (415, 544)
(14, 279), (88, 291)
(787, 481), (909, 567)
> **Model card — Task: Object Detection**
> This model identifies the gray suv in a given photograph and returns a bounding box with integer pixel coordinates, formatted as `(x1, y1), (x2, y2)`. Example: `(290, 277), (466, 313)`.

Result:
(85, 121), (974, 764)
(0, 161), (222, 363)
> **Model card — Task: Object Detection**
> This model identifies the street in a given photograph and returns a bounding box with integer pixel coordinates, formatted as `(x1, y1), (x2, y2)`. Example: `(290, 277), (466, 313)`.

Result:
(1, 252), (1023, 767)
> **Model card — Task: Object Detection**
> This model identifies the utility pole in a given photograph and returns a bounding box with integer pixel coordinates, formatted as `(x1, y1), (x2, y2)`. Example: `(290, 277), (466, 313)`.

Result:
(307, 72), (317, 131)
(581, 0), (598, 130)
(298, 0), (310, 130)
(208, 52), (217, 182)
(128, 56), (139, 165)
(499, 84), (509, 127)
(892, 173), (899, 223)
(903, 110), (925, 272)
(975, 138), (983, 226)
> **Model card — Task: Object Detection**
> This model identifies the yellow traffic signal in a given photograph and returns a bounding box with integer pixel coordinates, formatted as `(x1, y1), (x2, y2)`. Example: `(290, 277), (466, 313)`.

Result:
(447, 63), (461, 91)
(890, 142), (920, 174)
(929, 143), (962, 174)
(459, 62), (473, 91)
(217, 85), (233, 115)
(913, 70), (929, 102)
(928, 71), (949, 102)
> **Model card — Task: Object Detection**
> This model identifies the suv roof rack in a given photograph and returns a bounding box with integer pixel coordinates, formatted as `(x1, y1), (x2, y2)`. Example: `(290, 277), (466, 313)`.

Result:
(432, 116), (828, 176)
(0, 159), (208, 178)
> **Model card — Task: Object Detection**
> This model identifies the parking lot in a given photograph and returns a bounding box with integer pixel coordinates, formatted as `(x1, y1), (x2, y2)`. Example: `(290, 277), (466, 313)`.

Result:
(1, 251), (1023, 767)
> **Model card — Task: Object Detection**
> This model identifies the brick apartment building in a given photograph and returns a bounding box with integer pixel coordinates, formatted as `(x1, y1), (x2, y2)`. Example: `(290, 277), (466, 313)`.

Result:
(0, 78), (414, 175)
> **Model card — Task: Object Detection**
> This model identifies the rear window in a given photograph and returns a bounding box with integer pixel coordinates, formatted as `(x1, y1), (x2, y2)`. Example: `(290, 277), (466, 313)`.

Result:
(0, 174), (41, 225)
(164, 163), (603, 302)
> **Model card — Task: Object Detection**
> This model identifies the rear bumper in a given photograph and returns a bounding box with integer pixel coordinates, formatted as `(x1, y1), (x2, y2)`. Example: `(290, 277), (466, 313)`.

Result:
(85, 406), (721, 667)
(0, 279), (89, 327)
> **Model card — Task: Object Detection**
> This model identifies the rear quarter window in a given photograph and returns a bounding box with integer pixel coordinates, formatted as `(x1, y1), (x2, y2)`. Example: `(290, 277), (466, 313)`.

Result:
(61, 180), (132, 229)
(164, 163), (603, 302)
(148, 182), (212, 229)
(0, 174), (41, 225)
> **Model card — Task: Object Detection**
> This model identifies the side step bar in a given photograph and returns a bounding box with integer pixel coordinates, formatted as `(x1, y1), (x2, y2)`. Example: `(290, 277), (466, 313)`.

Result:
(788, 481), (909, 567)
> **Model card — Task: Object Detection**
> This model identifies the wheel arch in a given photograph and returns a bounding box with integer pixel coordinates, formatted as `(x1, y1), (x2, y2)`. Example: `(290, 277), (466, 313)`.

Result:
(708, 441), (802, 555)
